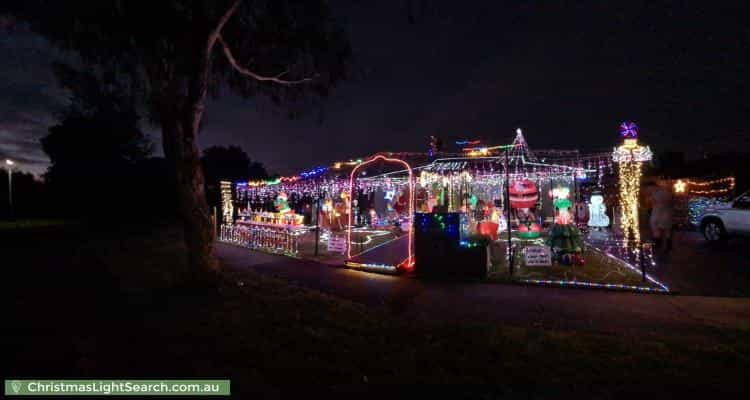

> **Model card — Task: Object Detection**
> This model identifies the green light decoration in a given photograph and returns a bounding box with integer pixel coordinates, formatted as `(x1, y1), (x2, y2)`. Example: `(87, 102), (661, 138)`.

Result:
(553, 197), (572, 210)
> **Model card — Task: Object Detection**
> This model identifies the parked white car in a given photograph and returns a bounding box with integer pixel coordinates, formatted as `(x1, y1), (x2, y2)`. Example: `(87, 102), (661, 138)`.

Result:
(700, 190), (750, 242)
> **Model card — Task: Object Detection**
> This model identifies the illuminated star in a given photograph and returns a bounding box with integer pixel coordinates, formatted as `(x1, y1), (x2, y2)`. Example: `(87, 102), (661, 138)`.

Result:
(674, 179), (686, 193)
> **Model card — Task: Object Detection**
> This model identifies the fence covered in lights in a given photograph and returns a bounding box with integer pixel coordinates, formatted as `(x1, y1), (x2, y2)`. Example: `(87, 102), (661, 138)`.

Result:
(218, 126), (670, 292)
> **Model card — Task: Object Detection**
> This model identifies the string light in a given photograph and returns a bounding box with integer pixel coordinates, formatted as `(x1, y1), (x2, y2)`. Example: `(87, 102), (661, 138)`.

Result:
(686, 176), (735, 195)
(618, 161), (642, 243)
(688, 197), (718, 227)
(221, 129), (670, 286)
(689, 188), (735, 195)
(686, 176), (735, 186)
(521, 279), (668, 293)
(612, 122), (652, 244)
(346, 155), (414, 266)
(220, 181), (233, 223)
(343, 261), (398, 273)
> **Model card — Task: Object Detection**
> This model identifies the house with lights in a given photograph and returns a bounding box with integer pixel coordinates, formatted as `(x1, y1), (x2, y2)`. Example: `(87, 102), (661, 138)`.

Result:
(219, 125), (670, 293)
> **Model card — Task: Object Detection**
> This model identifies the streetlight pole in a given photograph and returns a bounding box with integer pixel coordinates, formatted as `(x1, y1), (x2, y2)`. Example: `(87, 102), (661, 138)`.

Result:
(5, 159), (14, 219)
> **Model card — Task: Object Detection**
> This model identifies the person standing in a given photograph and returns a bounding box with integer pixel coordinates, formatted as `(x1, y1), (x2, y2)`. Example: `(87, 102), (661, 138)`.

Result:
(647, 180), (674, 251)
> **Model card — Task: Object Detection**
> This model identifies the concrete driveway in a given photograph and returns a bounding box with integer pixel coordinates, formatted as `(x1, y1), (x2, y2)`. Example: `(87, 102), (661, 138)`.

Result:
(650, 231), (750, 296)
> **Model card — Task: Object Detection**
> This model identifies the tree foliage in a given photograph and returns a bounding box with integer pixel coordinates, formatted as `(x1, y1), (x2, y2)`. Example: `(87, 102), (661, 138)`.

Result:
(201, 145), (267, 211)
(6, 0), (351, 279)
(41, 63), (154, 216)
(202, 145), (267, 184)
(43, 63), (152, 171)
(9, 0), (351, 118)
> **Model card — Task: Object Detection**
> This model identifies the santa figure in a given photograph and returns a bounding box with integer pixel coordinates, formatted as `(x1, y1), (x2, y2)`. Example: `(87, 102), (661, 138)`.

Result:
(509, 179), (541, 238)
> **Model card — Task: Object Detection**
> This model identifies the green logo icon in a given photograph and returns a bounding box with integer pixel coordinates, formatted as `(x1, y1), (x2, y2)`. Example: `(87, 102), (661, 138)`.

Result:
(10, 381), (21, 395)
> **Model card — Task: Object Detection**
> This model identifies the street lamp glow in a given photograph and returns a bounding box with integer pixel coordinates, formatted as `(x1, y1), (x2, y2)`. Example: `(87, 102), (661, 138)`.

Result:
(5, 158), (13, 219)
(516, 128), (522, 135)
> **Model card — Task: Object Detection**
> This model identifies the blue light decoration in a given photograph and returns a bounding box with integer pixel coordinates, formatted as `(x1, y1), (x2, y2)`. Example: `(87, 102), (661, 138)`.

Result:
(428, 135), (441, 158)
(619, 121), (638, 139)
(688, 197), (717, 227)
(455, 139), (482, 148)
(300, 166), (328, 179)
(415, 212), (460, 240)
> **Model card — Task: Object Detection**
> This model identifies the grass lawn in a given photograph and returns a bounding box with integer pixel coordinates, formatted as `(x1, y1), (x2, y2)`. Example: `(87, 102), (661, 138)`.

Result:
(4, 223), (749, 396)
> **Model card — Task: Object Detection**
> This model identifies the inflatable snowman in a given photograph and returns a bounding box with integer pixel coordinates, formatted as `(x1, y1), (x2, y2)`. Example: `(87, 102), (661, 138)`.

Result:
(587, 193), (610, 228)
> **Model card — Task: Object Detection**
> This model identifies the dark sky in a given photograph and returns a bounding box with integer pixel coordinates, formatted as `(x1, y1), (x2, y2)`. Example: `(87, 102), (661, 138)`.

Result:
(2, 0), (749, 176)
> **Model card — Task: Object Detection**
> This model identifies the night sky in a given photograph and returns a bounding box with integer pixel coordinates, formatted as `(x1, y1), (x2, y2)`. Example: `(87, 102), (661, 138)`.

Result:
(1, 1), (749, 176)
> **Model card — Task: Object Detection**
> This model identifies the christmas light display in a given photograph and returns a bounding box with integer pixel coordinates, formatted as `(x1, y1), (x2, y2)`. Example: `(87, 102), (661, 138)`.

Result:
(551, 187), (572, 225)
(344, 228), (392, 245)
(686, 176), (735, 195)
(673, 179), (687, 194)
(300, 166), (328, 178)
(220, 181), (233, 224)
(688, 197), (718, 227)
(343, 262), (398, 273)
(612, 121), (652, 243)
(274, 192), (292, 214)
(509, 179), (541, 238)
(521, 278), (668, 293)
(491, 207), (508, 232)
(219, 223), (305, 256)
(587, 241), (667, 291)
(509, 179), (539, 208)
(428, 135), (442, 158)
(619, 121), (638, 139)
(219, 129), (672, 288)
(587, 192), (610, 228)
(546, 186), (584, 265)
(346, 155), (414, 267)
(455, 139), (482, 147)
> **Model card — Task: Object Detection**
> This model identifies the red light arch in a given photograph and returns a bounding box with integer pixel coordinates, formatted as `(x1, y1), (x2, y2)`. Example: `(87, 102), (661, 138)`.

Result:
(346, 155), (414, 268)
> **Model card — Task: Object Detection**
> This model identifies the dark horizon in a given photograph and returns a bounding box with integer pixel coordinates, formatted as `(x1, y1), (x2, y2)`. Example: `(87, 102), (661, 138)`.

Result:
(2, 0), (749, 176)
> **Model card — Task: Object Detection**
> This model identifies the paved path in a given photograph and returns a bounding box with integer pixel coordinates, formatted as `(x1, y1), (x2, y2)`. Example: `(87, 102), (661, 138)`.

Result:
(348, 234), (409, 266)
(218, 243), (750, 337)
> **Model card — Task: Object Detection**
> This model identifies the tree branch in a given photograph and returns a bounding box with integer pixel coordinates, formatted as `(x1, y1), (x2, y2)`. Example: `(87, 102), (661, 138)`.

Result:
(207, 0), (242, 54)
(217, 34), (318, 85)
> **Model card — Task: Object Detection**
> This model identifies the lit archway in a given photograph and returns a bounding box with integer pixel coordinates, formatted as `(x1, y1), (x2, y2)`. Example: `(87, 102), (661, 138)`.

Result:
(346, 155), (414, 270)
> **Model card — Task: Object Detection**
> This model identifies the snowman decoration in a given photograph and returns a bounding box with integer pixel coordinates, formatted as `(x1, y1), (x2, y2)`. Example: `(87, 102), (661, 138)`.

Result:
(587, 192), (610, 229)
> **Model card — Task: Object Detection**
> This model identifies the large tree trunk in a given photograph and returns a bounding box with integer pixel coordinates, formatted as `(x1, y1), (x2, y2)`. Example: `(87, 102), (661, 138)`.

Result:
(156, 12), (232, 287)
(161, 107), (218, 287)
